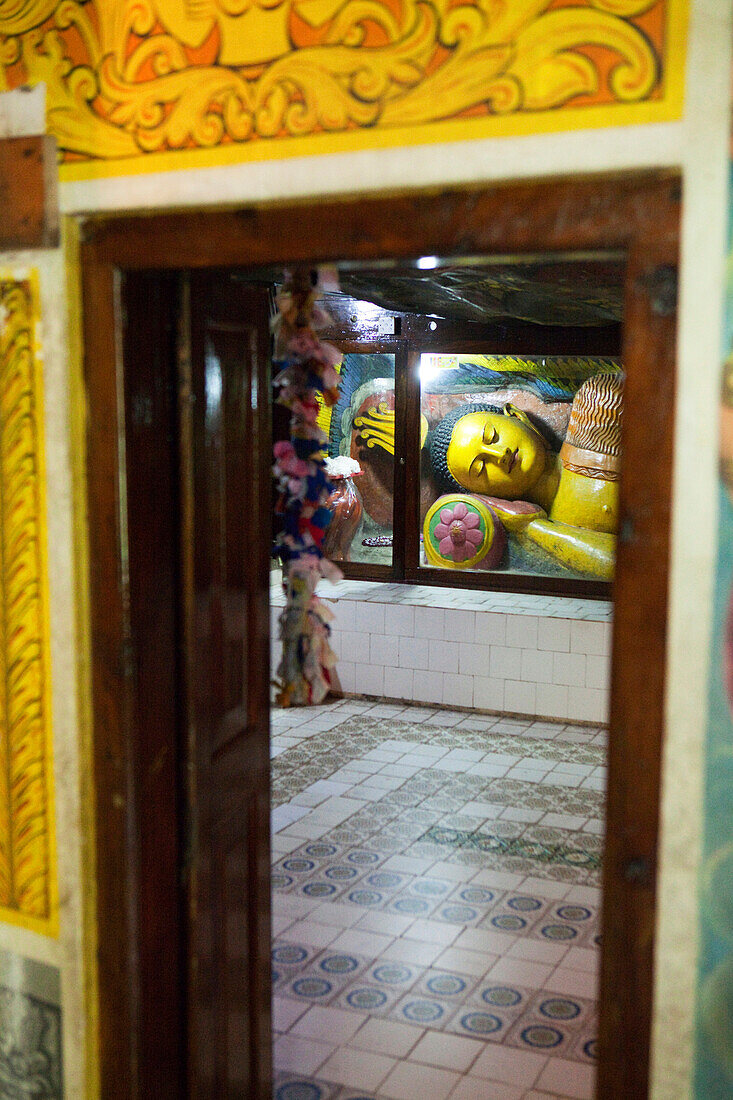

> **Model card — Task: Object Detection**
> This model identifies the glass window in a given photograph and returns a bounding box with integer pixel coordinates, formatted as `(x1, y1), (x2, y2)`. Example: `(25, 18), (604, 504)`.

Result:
(418, 354), (623, 583)
(321, 351), (396, 567)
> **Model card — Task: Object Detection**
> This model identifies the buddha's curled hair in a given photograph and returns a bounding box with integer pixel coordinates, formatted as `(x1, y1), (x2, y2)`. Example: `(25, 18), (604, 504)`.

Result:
(564, 373), (624, 457)
(428, 402), (503, 493)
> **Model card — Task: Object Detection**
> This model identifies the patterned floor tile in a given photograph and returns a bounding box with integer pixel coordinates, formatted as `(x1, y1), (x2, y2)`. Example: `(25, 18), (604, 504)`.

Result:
(333, 980), (405, 1017)
(271, 698), (604, 1093)
(524, 990), (595, 1032)
(272, 943), (322, 990)
(411, 968), (479, 1003)
(443, 1002), (513, 1041)
(274, 1074), (339, 1100)
(289, 876), (354, 904)
(447, 882), (506, 909)
(433, 903), (489, 930)
(339, 885), (395, 911)
(363, 834), (405, 853)
(459, 997), (534, 1060)
(478, 913), (539, 938)
(362, 959), (423, 992)
(312, 949), (372, 982)
(279, 970), (353, 1005)
(274, 854), (365, 892)
(569, 1028), (598, 1065)
(502, 1014), (577, 1059)
(276, 949), (370, 1004)
(390, 991), (455, 1029)
(383, 895), (439, 920)
(523, 903), (599, 948)
(333, 1090), (379, 1100)
(407, 875), (455, 899)
(360, 869), (410, 893)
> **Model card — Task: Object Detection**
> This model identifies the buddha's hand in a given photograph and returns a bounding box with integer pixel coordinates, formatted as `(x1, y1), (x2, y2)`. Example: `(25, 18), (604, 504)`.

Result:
(476, 496), (546, 533)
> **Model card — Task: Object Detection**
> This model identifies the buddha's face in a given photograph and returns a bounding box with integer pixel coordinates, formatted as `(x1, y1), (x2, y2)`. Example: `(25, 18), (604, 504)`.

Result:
(446, 405), (547, 499)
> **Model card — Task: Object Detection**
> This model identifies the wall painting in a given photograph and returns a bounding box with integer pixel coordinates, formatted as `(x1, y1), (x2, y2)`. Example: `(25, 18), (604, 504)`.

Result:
(0, 947), (63, 1097)
(0, 0), (688, 181)
(695, 162), (733, 1097)
(696, 489), (733, 1092)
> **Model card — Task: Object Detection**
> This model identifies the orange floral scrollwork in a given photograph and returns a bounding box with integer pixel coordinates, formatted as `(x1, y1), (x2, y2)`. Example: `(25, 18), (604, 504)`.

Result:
(0, 0), (677, 173)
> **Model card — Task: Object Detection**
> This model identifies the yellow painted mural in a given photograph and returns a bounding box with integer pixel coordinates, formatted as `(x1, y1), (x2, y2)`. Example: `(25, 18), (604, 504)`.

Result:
(0, 0), (686, 179)
(0, 273), (57, 937)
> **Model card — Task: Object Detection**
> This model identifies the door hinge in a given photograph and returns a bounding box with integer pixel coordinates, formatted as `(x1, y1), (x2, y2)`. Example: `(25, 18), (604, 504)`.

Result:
(623, 856), (653, 887)
(619, 516), (636, 545)
(637, 264), (678, 317)
(121, 638), (135, 680)
(181, 811), (198, 882)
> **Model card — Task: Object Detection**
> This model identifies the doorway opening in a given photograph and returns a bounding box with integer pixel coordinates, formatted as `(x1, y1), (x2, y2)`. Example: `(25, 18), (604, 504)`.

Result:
(266, 256), (615, 1098)
(81, 176), (679, 1100)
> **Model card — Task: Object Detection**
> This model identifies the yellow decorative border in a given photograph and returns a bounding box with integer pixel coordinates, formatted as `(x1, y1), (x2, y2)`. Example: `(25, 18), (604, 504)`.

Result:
(0, 271), (58, 937)
(0, 0), (688, 183)
(60, 89), (688, 184)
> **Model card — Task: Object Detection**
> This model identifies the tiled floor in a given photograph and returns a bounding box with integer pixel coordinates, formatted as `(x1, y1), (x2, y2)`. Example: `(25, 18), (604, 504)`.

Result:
(271, 699), (606, 1100)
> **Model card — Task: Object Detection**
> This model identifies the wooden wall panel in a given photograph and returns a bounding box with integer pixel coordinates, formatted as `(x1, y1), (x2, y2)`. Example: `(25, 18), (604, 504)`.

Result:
(0, 138), (58, 251)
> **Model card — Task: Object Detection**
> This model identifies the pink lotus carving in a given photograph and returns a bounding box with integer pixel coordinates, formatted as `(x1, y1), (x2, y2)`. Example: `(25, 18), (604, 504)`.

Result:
(433, 502), (484, 562)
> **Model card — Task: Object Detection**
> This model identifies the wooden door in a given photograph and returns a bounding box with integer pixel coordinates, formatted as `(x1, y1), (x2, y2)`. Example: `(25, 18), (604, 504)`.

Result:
(181, 272), (273, 1098)
(121, 270), (187, 1098)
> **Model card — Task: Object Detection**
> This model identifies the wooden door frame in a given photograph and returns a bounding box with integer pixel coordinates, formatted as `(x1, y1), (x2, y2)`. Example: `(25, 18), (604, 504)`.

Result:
(81, 173), (680, 1099)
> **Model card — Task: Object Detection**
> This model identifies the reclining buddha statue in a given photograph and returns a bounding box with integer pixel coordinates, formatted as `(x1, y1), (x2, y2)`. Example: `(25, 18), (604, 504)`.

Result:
(423, 373), (623, 579)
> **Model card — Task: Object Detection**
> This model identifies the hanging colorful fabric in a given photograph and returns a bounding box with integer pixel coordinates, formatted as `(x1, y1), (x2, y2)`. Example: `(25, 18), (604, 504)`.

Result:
(272, 268), (344, 706)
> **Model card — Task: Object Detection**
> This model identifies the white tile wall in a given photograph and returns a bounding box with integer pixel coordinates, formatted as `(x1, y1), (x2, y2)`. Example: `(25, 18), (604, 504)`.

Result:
(359, 602), (386, 634)
(399, 636), (430, 670)
(443, 609), (476, 643)
(473, 677), (506, 711)
(457, 643), (490, 678)
(414, 605), (445, 639)
(384, 603), (415, 636)
(536, 683), (570, 720)
(537, 617), (571, 652)
(505, 614), (539, 650)
(474, 613), (507, 647)
(552, 652), (587, 688)
(412, 669), (444, 705)
(370, 634), (399, 667)
(442, 672), (474, 708)
(520, 648), (554, 685)
(429, 639), (460, 673)
(490, 645), (522, 680)
(270, 577), (612, 724)
(504, 679), (537, 715)
(383, 666), (414, 700)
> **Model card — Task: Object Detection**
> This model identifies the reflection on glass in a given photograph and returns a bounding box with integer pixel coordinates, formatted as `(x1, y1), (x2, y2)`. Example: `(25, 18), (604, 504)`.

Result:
(418, 354), (623, 580)
(321, 353), (395, 566)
